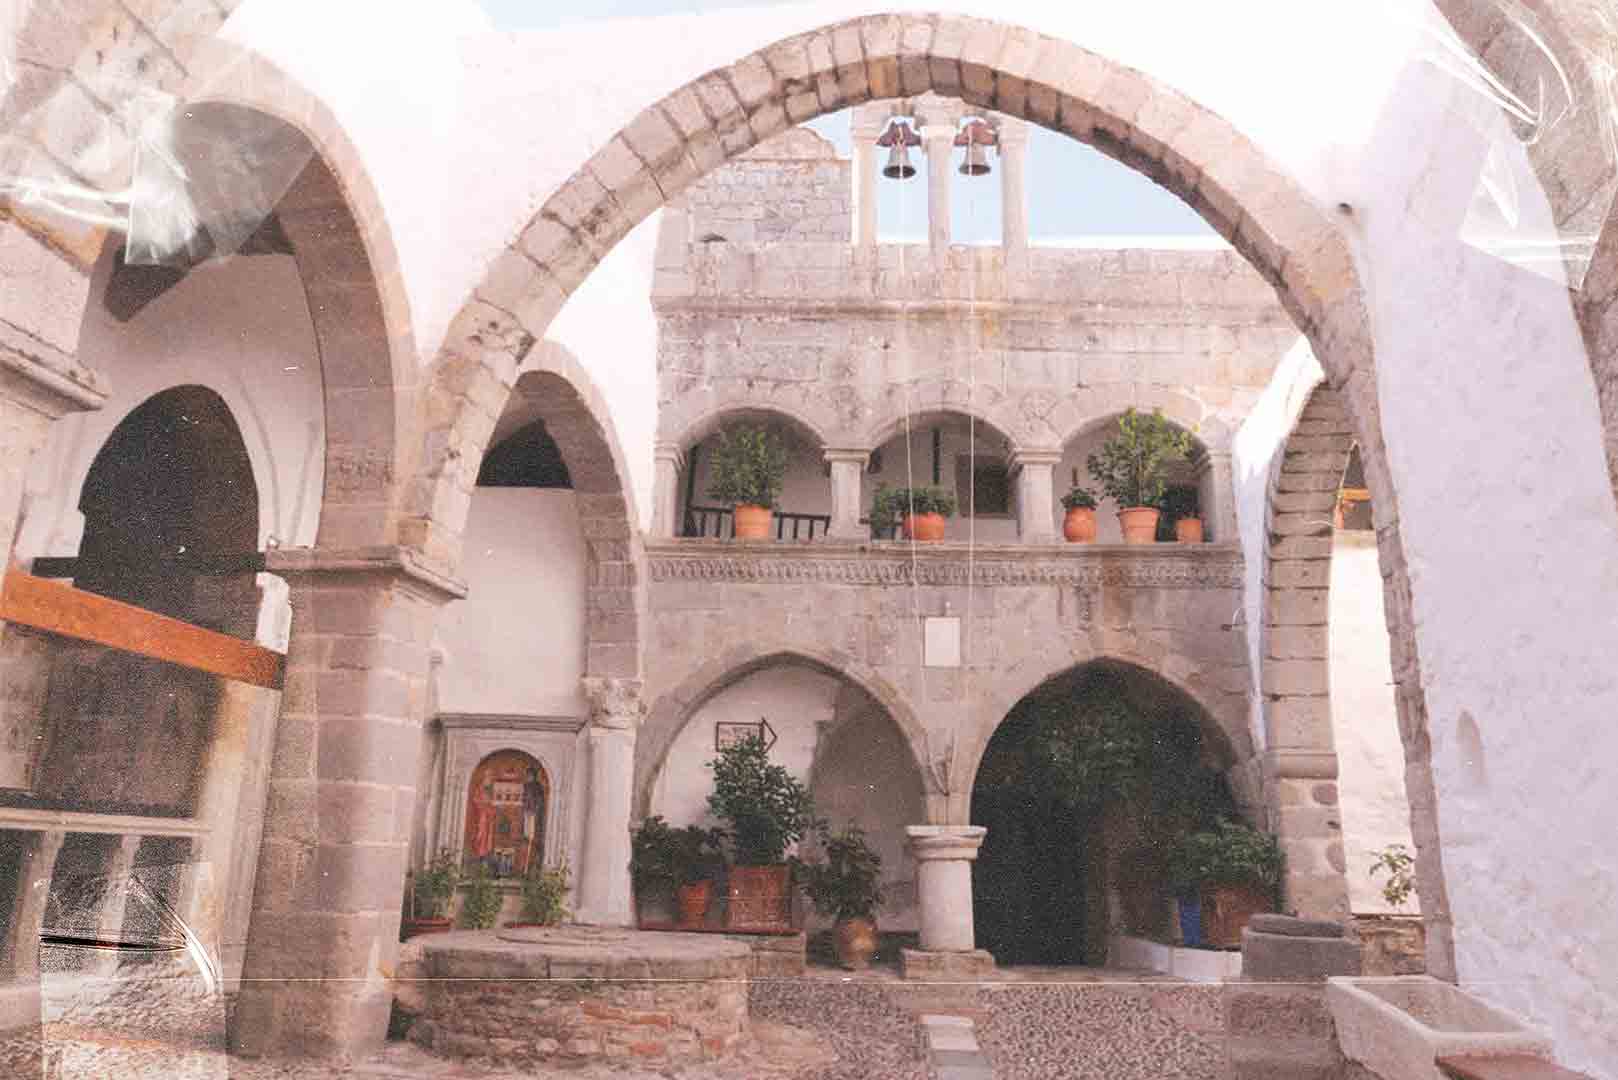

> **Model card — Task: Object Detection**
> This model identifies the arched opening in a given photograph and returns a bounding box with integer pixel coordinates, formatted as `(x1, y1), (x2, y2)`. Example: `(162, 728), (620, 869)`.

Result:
(647, 657), (926, 932)
(970, 659), (1237, 966)
(864, 409), (1018, 541)
(1058, 412), (1215, 543)
(462, 750), (550, 879)
(676, 408), (830, 540)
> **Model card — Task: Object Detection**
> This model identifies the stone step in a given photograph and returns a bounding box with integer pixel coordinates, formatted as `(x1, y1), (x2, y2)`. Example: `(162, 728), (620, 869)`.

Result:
(918, 1011), (995, 1080)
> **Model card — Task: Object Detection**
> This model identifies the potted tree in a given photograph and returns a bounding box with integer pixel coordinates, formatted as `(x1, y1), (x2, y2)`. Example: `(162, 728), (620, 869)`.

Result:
(707, 426), (787, 541)
(1159, 485), (1204, 543)
(508, 862), (570, 928)
(402, 848), (459, 940)
(896, 486), (957, 541)
(1060, 485), (1099, 543)
(632, 816), (728, 929)
(796, 824), (885, 970)
(707, 734), (816, 932)
(1166, 818), (1283, 948)
(674, 825), (727, 929)
(1086, 408), (1194, 544)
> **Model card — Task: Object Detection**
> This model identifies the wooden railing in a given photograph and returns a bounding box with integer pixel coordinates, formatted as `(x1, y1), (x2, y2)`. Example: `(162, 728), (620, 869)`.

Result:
(682, 505), (832, 542)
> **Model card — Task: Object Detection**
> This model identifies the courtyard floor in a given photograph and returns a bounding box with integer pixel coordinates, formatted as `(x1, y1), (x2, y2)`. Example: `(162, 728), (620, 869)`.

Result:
(10, 960), (1231, 1079)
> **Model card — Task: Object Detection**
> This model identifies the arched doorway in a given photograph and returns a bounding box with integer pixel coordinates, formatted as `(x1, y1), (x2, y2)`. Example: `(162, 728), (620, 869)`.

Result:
(462, 750), (549, 879)
(971, 660), (1237, 966)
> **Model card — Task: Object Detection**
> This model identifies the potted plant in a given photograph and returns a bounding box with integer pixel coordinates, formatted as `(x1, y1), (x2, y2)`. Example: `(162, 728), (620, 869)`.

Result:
(888, 486), (957, 541)
(459, 862), (505, 930)
(631, 815), (682, 927)
(707, 734), (816, 931)
(402, 848), (459, 939)
(1086, 408), (1194, 544)
(707, 426), (787, 540)
(1159, 485), (1204, 543)
(508, 861), (570, 928)
(1060, 485), (1099, 543)
(796, 824), (885, 970)
(1166, 818), (1283, 948)
(673, 825), (727, 929)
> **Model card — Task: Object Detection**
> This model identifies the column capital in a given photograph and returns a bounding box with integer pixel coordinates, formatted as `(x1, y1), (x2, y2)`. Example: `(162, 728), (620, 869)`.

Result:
(1, 345), (108, 420)
(266, 545), (467, 602)
(823, 446), (873, 466)
(906, 825), (986, 862)
(1008, 447), (1062, 471)
(653, 441), (685, 469)
(994, 116), (1032, 148)
(581, 676), (646, 732)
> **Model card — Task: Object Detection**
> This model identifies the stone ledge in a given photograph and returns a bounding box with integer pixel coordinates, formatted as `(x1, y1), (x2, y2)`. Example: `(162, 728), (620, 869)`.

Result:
(900, 949), (995, 980)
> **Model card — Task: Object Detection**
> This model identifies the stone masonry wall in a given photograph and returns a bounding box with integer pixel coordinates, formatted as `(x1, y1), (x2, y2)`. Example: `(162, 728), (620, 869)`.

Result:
(679, 127), (851, 245)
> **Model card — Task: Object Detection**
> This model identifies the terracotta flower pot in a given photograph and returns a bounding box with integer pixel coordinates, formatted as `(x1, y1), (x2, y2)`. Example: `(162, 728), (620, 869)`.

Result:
(733, 504), (773, 540)
(834, 916), (879, 970)
(402, 916), (452, 941)
(725, 864), (792, 931)
(636, 884), (676, 929)
(1201, 883), (1272, 949)
(676, 880), (713, 930)
(1117, 506), (1161, 544)
(1175, 516), (1204, 544)
(1063, 506), (1097, 543)
(902, 512), (946, 542)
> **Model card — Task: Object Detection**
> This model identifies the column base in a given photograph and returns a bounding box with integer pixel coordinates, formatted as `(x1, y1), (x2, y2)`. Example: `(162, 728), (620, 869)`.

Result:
(229, 981), (392, 1060)
(900, 948), (995, 980)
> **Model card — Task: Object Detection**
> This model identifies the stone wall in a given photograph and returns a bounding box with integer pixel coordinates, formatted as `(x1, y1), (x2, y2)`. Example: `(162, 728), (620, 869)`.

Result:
(679, 127), (850, 245)
(636, 541), (1256, 828)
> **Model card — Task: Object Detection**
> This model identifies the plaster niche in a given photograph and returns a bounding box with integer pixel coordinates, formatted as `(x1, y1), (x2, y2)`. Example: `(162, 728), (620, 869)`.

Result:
(432, 714), (583, 872)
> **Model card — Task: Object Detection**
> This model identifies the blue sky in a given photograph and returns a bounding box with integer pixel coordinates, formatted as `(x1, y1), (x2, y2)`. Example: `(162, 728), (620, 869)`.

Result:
(476, 0), (1215, 243)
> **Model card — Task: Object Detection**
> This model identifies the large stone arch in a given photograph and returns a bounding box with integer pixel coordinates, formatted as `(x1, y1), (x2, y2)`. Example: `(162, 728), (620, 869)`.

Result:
(863, 401), (1020, 453)
(491, 342), (642, 682)
(418, 10), (1450, 977)
(658, 393), (839, 453)
(636, 643), (939, 822)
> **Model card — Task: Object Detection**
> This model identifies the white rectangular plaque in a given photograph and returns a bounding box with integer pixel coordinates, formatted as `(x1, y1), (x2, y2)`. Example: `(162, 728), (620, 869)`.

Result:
(923, 616), (961, 668)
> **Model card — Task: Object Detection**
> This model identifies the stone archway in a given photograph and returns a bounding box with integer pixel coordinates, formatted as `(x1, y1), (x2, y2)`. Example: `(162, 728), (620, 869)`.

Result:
(412, 0), (1451, 1000)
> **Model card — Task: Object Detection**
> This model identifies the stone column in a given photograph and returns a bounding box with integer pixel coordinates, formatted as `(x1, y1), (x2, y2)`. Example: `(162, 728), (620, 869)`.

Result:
(901, 826), (993, 978)
(0, 829), (64, 1074)
(651, 443), (684, 539)
(998, 118), (1030, 259)
(232, 547), (465, 1060)
(1203, 450), (1237, 544)
(824, 448), (871, 541)
(85, 835), (142, 978)
(852, 109), (883, 256)
(921, 124), (955, 258)
(574, 677), (645, 927)
(1010, 449), (1060, 543)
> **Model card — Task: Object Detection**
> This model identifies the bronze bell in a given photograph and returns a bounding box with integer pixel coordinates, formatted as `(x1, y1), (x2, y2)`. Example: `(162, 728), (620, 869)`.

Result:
(876, 118), (921, 180)
(955, 119), (997, 177)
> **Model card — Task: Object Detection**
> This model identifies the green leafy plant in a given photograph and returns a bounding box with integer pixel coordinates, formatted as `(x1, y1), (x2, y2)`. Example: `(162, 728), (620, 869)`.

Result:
(631, 816), (727, 889)
(795, 824), (885, 922)
(706, 735), (816, 866)
(1166, 818), (1284, 897)
(410, 848), (459, 919)
(1369, 843), (1416, 909)
(706, 426), (787, 509)
(870, 484), (958, 532)
(1060, 486), (1098, 511)
(1156, 485), (1201, 540)
(519, 862), (572, 926)
(1029, 700), (1149, 814)
(1086, 408), (1194, 510)
(459, 863), (505, 929)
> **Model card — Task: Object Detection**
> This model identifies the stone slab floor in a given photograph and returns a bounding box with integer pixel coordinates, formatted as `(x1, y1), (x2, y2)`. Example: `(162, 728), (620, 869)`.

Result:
(4, 963), (1232, 1078)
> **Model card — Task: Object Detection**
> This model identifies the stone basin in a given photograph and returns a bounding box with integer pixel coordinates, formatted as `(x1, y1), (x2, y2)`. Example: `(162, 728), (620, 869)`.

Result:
(410, 927), (752, 1066)
(1326, 976), (1553, 1080)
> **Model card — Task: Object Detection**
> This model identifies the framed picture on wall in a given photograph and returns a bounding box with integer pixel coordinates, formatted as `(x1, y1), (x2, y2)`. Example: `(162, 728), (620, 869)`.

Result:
(715, 718), (776, 752)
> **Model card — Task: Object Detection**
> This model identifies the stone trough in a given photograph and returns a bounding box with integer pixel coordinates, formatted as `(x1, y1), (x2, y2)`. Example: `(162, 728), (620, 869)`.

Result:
(1326, 976), (1554, 1080)
(408, 926), (751, 1067)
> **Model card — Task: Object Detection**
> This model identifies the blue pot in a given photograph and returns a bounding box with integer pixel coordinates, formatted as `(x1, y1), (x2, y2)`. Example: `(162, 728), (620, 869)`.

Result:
(1176, 893), (1203, 948)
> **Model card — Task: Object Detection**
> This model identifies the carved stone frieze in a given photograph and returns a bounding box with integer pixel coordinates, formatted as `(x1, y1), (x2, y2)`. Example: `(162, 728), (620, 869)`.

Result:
(644, 542), (1243, 589)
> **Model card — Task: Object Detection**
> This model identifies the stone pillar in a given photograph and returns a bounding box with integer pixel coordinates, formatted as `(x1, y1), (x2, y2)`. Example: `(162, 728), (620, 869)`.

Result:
(921, 124), (955, 258)
(1203, 450), (1237, 544)
(232, 547), (465, 1060)
(0, 351), (107, 577)
(574, 677), (645, 927)
(998, 118), (1030, 258)
(901, 826), (993, 978)
(0, 829), (64, 1074)
(852, 110), (882, 256)
(651, 443), (684, 539)
(1010, 449), (1060, 543)
(87, 835), (142, 978)
(824, 448), (870, 541)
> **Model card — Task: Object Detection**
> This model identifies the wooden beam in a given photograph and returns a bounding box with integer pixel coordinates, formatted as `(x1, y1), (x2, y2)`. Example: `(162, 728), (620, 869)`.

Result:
(0, 570), (284, 689)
